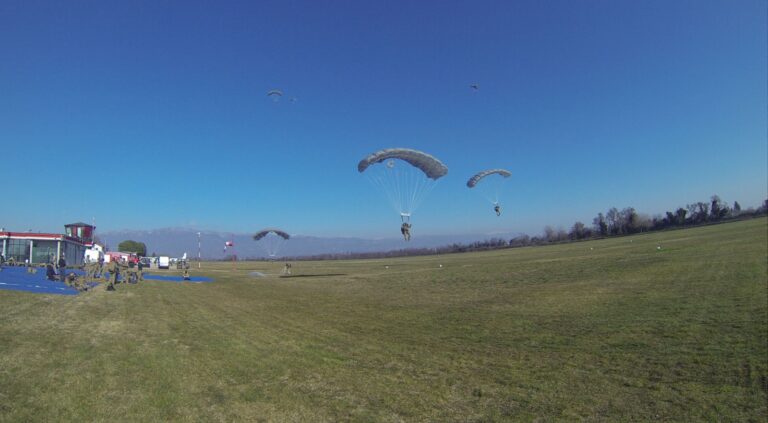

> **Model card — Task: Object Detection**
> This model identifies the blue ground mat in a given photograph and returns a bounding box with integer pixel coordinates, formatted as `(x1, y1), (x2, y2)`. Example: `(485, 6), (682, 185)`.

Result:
(143, 273), (213, 283)
(0, 266), (92, 295)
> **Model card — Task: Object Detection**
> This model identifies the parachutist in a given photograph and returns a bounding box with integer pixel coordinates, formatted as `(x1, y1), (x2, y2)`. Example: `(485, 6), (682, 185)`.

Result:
(401, 222), (411, 241)
(494, 204), (501, 216)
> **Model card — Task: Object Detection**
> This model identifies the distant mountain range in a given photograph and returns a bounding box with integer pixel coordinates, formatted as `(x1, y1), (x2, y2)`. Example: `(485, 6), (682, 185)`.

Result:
(98, 228), (520, 259)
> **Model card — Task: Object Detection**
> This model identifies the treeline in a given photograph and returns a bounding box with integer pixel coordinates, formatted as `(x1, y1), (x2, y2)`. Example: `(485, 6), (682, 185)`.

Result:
(241, 195), (766, 261)
(553, 195), (767, 243)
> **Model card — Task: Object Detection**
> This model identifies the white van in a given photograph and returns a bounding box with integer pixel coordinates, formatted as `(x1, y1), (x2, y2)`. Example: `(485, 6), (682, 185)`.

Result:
(158, 256), (170, 269)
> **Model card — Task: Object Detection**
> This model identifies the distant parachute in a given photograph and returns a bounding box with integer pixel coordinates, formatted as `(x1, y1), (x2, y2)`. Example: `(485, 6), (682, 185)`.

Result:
(358, 148), (447, 222)
(253, 228), (290, 258)
(267, 90), (283, 101)
(253, 229), (290, 241)
(467, 168), (512, 213)
(470, 84), (479, 91)
(466, 169), (511, 188)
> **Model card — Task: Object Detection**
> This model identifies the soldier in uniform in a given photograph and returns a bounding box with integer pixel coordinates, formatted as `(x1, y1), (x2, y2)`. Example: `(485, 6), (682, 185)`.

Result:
(119, 259), (133, 284)
(105, 259), (119, 291)
(84, 261), (94, 283)
(182, 260), (191, 280)
(57, 255), (67, 281)
(136, 259), (144, 283)
(96, 256), (104, 280)
(400, 222), (412, 241)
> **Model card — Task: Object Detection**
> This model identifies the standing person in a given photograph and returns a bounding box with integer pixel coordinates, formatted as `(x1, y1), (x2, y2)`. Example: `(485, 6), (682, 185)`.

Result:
(84, 261), (92, 282)
(136, 259), (144, 283)
(58, 254), (67, 281)
(97, 256), (105, 280)
(106, 259), (119, 291)
(118, 259), (132, 284)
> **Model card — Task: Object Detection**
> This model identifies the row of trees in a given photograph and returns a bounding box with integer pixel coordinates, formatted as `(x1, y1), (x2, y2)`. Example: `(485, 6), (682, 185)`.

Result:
(545, 195), (767, 244)
(293, 195), (766, 260)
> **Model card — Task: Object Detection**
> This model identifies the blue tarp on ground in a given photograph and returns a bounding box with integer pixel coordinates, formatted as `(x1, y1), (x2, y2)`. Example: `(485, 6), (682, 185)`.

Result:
(0, 266), (212, 295)
(0, 266), (89, 295)
(143, 273), (213, 283)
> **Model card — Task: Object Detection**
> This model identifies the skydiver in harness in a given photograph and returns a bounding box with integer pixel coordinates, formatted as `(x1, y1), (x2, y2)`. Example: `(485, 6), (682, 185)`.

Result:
(494, 203), (501, 216)
(400, 222), (411, 241)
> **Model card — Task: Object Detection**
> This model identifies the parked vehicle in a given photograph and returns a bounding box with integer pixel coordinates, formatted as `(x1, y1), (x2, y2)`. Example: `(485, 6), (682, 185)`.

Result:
(158, 256), (170, 269)
(139, 257), (152, 269)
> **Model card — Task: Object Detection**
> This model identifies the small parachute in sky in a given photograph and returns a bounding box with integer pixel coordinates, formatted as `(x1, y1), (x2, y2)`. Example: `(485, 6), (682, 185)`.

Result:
(224, 240), (234, 252)
(253, 229), (290, 241)
(470, 84), (479, 91)
(267, 89), (283, 101)
(466, 169), (511, 188)
(253, 229), (290, 258)
(467, 168), (512, 215)
(358, 148), (447, 224)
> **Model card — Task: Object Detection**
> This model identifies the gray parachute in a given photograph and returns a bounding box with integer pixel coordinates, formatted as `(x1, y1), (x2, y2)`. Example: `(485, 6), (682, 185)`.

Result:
(253, 229), (290, 241)
(267, 89), (283, 97)
(357, 148), (448, 180)
(466, 169), (512, 188)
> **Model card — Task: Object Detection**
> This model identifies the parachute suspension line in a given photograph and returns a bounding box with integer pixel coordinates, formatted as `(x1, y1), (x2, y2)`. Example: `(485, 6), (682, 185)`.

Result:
(366, 172), (401, 215)
(362, 155), (446, 219)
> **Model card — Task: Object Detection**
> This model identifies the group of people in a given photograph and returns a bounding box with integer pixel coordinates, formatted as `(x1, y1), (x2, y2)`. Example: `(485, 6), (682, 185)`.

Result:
(85, 257), (145, 291)
(0, 253), (201, 291)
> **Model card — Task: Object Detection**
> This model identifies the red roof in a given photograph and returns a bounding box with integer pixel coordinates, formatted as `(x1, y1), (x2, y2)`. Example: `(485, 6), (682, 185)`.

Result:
(0, 232), (85, 246)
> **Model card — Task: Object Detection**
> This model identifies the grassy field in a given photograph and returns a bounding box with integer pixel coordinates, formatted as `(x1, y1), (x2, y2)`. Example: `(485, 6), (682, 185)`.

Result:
(0, 218), (766, 422)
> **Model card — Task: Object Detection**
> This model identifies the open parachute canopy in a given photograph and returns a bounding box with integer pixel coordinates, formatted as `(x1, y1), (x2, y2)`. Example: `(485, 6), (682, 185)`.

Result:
(357, 148), (448, 180)
(252, 228), (290, 258)
(358, 148), (447, 223)
(466, 169), (512, 188)
(253, 229), (290, 241)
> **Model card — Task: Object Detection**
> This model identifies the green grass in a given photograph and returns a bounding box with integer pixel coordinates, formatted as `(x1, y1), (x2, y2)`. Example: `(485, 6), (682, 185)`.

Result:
(1, 218), (766, 422)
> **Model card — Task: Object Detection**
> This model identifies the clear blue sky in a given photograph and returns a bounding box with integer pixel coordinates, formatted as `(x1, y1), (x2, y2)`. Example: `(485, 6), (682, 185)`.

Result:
(1, 0), (766, 238)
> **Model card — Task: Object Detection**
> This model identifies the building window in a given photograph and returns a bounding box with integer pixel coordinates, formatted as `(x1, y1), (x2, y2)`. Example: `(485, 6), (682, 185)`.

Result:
(6, 239), (31, 263)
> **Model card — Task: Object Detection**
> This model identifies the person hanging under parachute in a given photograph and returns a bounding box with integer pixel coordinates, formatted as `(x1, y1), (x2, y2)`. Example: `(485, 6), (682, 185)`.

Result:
(400, 222), (412, 241)
(466, 168), (512, 217)
(358, 148), (448, 240)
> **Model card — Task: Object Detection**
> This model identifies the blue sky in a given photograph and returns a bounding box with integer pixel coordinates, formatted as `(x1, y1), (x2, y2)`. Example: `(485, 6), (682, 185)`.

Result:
(1, 0), (766, 238)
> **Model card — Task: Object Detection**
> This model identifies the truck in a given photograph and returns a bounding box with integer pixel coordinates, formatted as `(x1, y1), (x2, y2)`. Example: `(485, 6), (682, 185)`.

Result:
(158, 256), (170, 270)
(84, 245), (104, 263)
